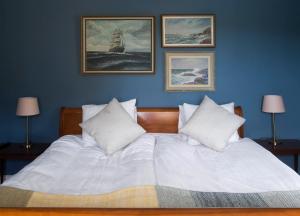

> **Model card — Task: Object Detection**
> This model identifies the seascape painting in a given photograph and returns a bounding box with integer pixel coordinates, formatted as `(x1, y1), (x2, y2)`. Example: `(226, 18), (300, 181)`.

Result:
(81, 17), (154, 74)
(161, 15), (215, 47)
(165, 52), (215, 91)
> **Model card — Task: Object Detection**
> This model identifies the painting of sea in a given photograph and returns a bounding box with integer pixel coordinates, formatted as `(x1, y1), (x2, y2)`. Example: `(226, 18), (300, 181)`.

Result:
(81, 17), (154, 74)
(165, 52), (215, 91)
(162, 15), (215, 47)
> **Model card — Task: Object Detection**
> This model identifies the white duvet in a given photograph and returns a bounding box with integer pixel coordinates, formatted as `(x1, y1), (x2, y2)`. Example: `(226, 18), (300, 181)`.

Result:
(3, 133), (300, 195)
(154, 134), (300, 193)
(3, 134), (156, 195)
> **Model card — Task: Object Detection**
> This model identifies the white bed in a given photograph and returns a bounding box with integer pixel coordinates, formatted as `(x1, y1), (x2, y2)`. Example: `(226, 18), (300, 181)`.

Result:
(3, 133), (300, 195)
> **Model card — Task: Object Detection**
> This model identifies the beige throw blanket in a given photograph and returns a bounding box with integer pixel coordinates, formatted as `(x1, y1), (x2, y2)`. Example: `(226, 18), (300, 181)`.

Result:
(0, 186), (158, 208)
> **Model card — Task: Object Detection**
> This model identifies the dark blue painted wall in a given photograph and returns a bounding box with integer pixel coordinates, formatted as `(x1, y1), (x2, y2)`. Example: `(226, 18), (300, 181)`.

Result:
(1, 0), (300, 173)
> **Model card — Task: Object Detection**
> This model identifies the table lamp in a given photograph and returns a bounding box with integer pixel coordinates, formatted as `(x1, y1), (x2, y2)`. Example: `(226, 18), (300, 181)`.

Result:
(16, 97), (40, 150)
(262, 95), (285, 147)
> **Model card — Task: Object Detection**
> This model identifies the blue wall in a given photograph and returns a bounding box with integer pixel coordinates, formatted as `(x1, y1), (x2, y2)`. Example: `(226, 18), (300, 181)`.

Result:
(1, 0), (300, 173)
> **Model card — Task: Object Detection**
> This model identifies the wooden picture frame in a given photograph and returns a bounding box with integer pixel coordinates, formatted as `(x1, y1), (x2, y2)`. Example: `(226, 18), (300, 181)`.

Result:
(81, 16), (155, 74)
(165, 52), (215, 91)
(161, 14), (215, 48)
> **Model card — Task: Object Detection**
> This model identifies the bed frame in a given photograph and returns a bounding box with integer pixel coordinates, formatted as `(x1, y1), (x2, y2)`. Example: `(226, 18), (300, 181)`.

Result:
(3, 107), (299, 216)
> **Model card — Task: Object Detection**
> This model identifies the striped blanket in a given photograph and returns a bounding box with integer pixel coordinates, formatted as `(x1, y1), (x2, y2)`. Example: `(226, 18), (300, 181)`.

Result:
(0, 185), (300, 208)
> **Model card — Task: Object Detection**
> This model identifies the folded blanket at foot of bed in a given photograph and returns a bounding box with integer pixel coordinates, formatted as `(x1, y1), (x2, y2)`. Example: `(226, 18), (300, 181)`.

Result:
(1, 185), (300, 208)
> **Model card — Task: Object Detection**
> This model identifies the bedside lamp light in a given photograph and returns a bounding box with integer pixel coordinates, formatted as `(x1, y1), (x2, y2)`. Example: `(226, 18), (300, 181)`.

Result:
(262, 95), (285, 147)
(16, 97), (40, 150)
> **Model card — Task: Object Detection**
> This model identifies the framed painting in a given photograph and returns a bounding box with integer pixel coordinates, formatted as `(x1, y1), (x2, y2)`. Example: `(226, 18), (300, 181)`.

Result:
(165, 52), (215, 91)
(81, 16), (155, 74)
(161, 14), (215, 48)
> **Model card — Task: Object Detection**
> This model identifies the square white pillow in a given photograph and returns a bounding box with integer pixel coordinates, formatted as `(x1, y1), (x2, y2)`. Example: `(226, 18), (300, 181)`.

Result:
(82, 99), (136, 145)
(80, 98), (145, 155)
(182, 102), (240, 144)
(179, 96), (245, 151)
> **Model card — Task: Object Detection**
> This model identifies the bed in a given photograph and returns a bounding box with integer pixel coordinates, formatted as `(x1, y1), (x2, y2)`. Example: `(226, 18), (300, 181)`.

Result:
(1, 106), (300, 216)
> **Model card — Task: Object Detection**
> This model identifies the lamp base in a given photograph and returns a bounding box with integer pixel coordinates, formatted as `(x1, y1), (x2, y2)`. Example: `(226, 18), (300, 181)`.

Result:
(268, 140), (281, 147)
(25, 143), (32, 151)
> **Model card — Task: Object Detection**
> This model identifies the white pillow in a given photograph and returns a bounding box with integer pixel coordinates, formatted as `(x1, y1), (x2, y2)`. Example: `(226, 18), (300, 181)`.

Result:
(182, 102), (240, 143)
(80, 98), (145, 155)
(82, 99), (136, 145)
(178, 105), (185, 129)
(179, 96), (245, 151)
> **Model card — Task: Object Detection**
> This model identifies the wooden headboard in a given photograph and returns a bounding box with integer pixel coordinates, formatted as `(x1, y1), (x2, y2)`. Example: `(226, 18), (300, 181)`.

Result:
(59, 107), (244, 138)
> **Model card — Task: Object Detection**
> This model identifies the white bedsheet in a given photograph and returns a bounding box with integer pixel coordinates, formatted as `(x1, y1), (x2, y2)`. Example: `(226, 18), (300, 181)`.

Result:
(3, 133), (300, 195)
(155, 134), (300, 193)
(3, 134), (156, 195)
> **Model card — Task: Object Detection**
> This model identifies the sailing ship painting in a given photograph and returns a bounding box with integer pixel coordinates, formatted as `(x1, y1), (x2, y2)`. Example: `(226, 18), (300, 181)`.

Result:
(81, 17), (154, 74)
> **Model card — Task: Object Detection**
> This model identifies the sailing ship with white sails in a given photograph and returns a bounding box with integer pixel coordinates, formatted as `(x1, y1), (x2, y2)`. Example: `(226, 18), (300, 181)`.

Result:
(109, 28), (125, 53)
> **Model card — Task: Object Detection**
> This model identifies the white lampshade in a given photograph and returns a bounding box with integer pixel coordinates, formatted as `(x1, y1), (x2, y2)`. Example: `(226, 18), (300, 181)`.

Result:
(262, 95), (285, 113)
(16, 97), (40, 116)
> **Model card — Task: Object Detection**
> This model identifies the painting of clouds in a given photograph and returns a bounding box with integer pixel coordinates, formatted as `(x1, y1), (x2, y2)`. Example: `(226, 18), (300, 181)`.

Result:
(81, 17), (154, 73)
(162, 15), (215, 47)
(166, 52), (215, 91)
